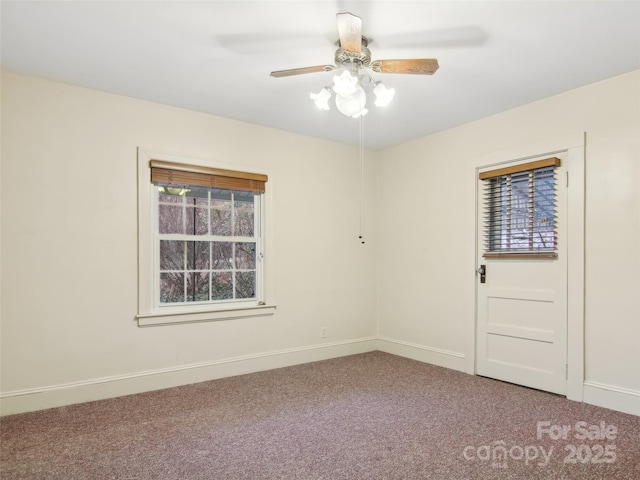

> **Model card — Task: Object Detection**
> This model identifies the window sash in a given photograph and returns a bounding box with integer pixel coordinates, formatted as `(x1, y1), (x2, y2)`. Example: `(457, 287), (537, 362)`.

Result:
(153, 186), (263, 309)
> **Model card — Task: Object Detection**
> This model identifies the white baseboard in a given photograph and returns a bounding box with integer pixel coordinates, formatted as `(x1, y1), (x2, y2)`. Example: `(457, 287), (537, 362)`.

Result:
(377, 337), (466, 372)
(583, 381), (640, 416)
(4, 339), (637, 418)
(0, 337), (378, 416)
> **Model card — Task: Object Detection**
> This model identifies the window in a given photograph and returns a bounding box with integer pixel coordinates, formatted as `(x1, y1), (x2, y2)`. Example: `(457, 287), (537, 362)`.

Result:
(480, 157), (559, 258)
(156, 187), (259, 305)
(137, 150), (275, 326)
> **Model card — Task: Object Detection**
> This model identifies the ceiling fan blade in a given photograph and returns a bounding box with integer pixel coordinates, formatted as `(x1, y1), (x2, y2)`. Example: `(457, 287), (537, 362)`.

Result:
(370, 59), (439, 75)
(336, 12), (362, 53)
(270, 65), (335, 78)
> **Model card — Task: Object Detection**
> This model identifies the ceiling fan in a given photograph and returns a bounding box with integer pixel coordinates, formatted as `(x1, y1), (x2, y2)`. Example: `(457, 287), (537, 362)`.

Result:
(270, 12), (438, 118)
(270, 12), (439, 78)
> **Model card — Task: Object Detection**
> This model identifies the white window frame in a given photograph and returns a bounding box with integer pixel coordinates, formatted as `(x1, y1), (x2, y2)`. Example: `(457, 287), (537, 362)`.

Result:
(136, 148), (275, 326)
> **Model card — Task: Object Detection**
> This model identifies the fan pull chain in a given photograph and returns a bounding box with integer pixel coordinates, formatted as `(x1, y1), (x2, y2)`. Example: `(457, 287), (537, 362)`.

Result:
(359, 115), (365, 245)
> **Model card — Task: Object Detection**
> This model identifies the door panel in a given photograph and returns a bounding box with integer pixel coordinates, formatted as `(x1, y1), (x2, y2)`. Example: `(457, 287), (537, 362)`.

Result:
(476, 154), (567, 395)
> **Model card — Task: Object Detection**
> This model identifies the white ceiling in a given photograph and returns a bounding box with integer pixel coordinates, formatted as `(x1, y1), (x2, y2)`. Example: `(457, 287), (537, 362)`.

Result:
(2, 1), (639, 150)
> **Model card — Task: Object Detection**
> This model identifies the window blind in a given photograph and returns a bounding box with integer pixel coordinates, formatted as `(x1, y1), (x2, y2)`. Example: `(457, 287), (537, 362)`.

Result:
(150, 160), (267, 193)
(480, 157), (560, 258)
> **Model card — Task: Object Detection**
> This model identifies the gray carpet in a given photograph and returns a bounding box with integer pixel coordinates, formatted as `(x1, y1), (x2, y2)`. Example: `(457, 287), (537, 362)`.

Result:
(1, 352), (639, 479)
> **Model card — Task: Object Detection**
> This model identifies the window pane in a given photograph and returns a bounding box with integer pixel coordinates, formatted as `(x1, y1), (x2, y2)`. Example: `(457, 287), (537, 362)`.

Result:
(187, 271), (210, 302)
(533, 168), (555, 249)
(186, 241), (210, 270)
(510, 172), (530, 250)
(234, 194), (255, 237)
(159, 191), (183, 204)
(185, 186), (209, 202)
(212, 242), (233, 269)
(211, 191), (232, 236)
(235, 242), (256, 269)
(160, 240), (184, 270)
(235, 271), (256, 299)
(185, 206), (209, 235)
(212, 272), (233, 300)
(160, 272), (184, 303)
(158, 205), (184, 234)
(486, 178), (503, 251)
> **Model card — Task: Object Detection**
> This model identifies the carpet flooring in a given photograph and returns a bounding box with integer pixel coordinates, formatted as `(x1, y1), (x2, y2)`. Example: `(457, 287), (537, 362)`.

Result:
(1, 351), (639, 479)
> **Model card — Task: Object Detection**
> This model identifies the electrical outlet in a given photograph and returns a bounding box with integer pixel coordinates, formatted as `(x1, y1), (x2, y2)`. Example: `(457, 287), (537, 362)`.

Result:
(321, 327), (327, 338)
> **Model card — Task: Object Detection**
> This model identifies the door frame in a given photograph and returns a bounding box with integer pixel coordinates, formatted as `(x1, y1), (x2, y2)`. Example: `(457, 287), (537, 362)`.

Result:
(469, 133), (585, 402)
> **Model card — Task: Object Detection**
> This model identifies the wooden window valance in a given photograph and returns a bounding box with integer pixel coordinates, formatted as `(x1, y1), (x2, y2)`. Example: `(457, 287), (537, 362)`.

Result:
(479, 157), (560, 180)
(150, 160), (267, 193)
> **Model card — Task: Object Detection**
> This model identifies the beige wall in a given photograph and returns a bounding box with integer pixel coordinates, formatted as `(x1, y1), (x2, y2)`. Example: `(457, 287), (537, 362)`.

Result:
(1, 69), (639, 416)
(0, 72), (378, 414)
(377, 70), (640, 414)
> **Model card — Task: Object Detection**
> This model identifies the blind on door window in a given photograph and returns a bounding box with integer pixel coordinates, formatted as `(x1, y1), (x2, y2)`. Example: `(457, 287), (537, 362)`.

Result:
(480, 157), (560, 259)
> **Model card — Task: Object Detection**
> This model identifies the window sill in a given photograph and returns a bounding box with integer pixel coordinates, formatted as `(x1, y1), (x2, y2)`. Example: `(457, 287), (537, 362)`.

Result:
(483, 252), (557, 259)
(136, 303), (277, 327)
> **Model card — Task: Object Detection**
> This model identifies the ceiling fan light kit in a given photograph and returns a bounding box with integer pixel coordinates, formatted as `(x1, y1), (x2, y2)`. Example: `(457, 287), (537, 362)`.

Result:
(309, 68), (387, 118)
(271, 12), (438, 119)
(309, 68), (375, 118)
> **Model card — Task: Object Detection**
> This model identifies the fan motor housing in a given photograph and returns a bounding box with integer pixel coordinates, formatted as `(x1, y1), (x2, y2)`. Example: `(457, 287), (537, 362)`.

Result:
(335, 37), (371, 67)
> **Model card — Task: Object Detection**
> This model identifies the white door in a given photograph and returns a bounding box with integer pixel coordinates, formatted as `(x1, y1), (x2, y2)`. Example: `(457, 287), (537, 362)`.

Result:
(476, 153), (567, 395)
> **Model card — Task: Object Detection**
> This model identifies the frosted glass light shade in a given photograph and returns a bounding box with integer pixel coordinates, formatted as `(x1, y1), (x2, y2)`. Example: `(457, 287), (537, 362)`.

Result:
(310, 87), (331, 110)
(332, 70), (358, 97)
(373, 82), (395, 107)
(335, 84), (368, 118)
